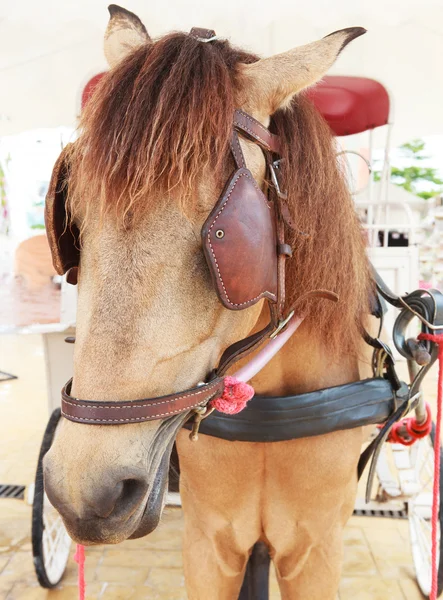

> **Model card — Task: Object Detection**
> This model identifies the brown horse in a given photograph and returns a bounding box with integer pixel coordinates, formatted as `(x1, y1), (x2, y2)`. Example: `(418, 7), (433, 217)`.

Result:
(44, 6), (374, 598)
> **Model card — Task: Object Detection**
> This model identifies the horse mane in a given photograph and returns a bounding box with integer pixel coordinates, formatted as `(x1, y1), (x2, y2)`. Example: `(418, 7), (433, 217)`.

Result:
(271, 100), (372, 355)
(67, 32), (372, 356)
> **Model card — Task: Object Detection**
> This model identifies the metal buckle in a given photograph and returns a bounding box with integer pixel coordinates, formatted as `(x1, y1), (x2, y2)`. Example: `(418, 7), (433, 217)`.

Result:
(270, 310), (295, 340)
(269, 159), (288, 200)
(189, 405), (215, 441)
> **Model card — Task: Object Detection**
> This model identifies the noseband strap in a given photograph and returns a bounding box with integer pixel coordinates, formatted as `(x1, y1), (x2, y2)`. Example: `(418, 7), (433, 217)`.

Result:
(61, 378), (225, 424)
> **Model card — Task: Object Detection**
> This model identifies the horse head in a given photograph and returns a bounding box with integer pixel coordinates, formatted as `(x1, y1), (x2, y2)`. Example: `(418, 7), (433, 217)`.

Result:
(43, 5), (367, 545)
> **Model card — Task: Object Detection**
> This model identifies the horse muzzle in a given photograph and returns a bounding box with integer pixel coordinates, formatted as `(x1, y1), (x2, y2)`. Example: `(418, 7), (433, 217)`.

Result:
(43, 436), (174, 545)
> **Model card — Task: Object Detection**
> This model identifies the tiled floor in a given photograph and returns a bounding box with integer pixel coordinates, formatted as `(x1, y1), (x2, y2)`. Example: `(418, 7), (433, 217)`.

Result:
(0, 334), (437, 599)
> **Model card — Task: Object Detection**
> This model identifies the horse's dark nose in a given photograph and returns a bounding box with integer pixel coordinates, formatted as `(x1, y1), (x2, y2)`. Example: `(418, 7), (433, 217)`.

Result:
(44, 455), (148, 523)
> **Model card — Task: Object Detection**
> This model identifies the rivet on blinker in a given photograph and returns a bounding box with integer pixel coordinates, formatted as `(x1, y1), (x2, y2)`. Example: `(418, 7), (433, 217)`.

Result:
(215, 229), (225, 239)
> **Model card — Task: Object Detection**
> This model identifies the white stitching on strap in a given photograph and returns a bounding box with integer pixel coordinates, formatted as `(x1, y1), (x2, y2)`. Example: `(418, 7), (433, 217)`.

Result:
(207, 171), (277, 308)
(61, 398), (209, 423)
(233, 120), (270, 150)
(236, 110), (271, 137)
(63, 380), (222, 410)
(230, 134), (246, 169)
(234, 110), (279, 152)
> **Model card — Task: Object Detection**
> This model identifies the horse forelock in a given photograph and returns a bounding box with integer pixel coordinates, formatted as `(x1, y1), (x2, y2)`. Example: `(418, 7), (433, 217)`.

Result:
(67, 33), (258, 228)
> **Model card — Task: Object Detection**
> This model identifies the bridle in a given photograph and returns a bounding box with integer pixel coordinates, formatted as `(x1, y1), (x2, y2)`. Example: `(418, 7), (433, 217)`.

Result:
(54, 111), (287, 423)
(45, 41), (336, 428)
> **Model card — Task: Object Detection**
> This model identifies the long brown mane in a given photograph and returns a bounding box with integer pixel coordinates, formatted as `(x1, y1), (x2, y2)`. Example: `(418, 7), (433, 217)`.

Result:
(67, 32), (371, 356)
(272, 100), (372, 355)
(68, 34), (257, 221)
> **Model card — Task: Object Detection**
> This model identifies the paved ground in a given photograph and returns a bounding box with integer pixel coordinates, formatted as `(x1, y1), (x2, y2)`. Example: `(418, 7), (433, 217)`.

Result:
(0, 333), (437, 599)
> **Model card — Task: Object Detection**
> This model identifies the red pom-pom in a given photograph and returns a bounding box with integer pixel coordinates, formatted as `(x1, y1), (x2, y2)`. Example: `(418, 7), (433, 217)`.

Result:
(211, 376), (255, 415)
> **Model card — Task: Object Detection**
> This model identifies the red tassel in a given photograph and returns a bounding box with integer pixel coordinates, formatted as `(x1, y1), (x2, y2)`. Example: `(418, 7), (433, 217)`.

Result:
(211, 376), (255, 414)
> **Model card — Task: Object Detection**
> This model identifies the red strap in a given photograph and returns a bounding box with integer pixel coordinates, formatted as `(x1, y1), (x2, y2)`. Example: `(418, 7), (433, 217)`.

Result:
(74, 544), (85, 600)
(419, 332), (443, 600)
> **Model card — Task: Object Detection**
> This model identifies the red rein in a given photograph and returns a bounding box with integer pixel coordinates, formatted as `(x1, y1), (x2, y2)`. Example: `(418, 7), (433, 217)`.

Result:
(74, 544), (85, 600)
(418, 332), (443, 600)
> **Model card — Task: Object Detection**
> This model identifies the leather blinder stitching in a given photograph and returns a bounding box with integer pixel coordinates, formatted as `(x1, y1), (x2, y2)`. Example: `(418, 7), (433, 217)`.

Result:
(207, 171), (277, 308)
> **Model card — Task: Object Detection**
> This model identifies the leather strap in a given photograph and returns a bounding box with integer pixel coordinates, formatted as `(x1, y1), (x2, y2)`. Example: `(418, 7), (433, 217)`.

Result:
(275, 201), (287, 320)
(216, 319), (276, 377)
(230, 131), (246, 169)
(61, 378), (225, 425)
(234, 109), (281, 155)
(358, 272), (443, 500)
(186, 378), (408, 442)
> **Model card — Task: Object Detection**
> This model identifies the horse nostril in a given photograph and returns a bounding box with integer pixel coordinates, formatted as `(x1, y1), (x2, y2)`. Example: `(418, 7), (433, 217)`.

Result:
(108, 478), (148, 520)
(87, 477), (148, 520)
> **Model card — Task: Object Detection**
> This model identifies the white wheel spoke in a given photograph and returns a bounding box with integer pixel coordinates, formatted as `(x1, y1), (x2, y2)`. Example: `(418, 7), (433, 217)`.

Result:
(38, 493), (72, 585)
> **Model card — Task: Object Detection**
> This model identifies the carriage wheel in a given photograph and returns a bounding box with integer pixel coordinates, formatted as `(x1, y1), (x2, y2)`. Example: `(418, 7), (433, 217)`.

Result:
(31, 408), (72, 588)
(407, 426), (443, 598)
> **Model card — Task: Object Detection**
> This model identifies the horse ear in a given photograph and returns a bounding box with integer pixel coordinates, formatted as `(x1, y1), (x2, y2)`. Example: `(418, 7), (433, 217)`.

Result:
(241, 27), (366, 117)
(104, 4), (151, 68)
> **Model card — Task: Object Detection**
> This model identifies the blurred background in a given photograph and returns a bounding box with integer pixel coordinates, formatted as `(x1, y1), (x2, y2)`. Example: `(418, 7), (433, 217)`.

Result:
(0, 2), (443, 599)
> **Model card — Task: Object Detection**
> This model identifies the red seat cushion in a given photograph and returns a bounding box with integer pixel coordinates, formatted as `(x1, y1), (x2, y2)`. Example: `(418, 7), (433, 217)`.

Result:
(307, 76), (390, 136)
(81, 73), (106, 111)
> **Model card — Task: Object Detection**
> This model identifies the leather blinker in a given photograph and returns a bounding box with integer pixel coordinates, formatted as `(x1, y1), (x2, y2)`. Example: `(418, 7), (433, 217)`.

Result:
(202, 167), (278, 311)
(44, 143), (80, 277)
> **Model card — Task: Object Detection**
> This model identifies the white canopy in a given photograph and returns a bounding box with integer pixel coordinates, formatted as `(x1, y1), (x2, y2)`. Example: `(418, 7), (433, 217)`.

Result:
(1, 0), (442, 144)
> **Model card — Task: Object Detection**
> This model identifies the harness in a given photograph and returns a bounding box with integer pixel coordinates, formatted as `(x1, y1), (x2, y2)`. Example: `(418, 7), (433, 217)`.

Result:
(44, 60), (443, 487)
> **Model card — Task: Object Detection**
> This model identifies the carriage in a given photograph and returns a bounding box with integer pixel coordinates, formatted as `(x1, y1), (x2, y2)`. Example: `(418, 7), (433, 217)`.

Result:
(25, 70), (443, 599)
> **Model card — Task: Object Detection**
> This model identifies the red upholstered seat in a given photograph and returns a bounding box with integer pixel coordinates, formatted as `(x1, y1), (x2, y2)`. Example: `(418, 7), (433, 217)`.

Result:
(307, 76), (390, 136)
(81, 73), (106, 110)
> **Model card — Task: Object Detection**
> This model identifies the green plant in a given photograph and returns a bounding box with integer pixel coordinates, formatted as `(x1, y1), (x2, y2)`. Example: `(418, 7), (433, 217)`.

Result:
(374, 139), (443, 200)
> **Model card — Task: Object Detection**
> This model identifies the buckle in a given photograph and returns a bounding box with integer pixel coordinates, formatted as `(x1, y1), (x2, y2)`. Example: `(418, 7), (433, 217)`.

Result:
(270, 310), (295, 339)
(269, 159), (288, 200)
(189, 405), (215, 441)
